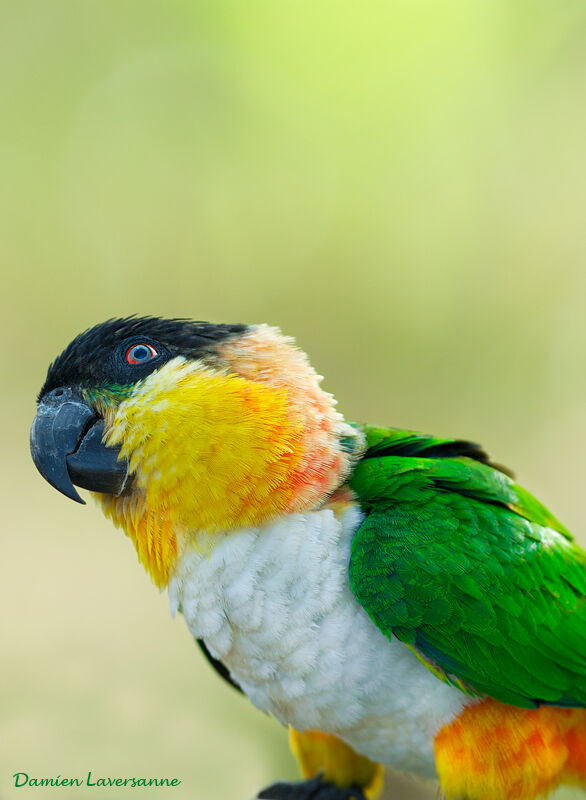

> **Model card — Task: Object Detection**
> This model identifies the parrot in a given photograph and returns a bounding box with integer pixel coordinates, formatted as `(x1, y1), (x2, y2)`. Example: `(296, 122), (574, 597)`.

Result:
(30, 316), (586, 800)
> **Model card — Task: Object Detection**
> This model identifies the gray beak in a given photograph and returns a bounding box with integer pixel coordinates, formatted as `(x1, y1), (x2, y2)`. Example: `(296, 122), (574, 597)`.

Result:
(30, 387), (130, 504)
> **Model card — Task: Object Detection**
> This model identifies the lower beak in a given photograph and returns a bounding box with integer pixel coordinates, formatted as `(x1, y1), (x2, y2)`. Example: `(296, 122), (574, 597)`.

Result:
(30, 388), (130, 504)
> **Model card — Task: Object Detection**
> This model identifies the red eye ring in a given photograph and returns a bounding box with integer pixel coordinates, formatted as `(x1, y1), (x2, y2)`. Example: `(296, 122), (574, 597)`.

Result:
(125, 343), (158, 365)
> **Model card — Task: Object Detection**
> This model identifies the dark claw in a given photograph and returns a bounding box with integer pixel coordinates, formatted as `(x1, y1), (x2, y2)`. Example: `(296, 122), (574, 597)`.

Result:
(258, 776), (367, 800)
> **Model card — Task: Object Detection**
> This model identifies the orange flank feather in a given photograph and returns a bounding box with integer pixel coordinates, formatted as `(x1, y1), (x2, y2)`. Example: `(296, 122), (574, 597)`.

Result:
(435, 698), (586, 800)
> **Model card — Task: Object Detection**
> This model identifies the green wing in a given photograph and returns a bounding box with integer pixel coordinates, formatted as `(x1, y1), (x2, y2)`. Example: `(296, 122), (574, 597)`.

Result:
(348, 425), (586, 708)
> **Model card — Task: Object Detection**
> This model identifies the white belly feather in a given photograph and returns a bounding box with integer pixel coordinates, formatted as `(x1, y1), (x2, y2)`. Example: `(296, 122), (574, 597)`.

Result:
(167, 506), (468, 777)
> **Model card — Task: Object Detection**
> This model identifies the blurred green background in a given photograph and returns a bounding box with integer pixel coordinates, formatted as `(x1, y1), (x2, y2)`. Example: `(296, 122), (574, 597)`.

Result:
(2, 1), (586, 798)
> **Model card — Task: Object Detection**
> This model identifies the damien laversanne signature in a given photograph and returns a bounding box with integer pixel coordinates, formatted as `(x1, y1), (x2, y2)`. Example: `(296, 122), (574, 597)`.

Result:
(12, 772), (182, 788)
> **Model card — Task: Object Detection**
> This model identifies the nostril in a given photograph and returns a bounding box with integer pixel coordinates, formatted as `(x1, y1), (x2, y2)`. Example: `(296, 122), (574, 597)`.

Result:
(47, 387), (69, 402)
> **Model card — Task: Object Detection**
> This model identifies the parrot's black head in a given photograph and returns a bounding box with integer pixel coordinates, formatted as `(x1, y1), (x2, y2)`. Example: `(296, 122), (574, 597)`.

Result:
(39, 316), (247, 401)
(32, 316), (247, 505)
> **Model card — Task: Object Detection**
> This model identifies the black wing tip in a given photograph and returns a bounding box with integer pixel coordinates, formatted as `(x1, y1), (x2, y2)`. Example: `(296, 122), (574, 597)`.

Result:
(363, 432), (515, 478)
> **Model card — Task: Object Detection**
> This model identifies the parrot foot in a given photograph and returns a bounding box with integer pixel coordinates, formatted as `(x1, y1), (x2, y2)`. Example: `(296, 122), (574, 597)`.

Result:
(258, 775), (367, 800)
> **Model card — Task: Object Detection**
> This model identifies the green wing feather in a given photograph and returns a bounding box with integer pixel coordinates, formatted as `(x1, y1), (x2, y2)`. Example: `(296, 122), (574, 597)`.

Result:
(348, 425), (586, 708)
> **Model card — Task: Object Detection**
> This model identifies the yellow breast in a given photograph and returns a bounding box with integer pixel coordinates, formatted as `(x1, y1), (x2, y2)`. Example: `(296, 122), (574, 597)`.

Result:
(95, 359), (304, 584)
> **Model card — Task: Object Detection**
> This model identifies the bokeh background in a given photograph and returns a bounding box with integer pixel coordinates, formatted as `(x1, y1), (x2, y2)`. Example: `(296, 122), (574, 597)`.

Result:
(2, 1), (586, 798)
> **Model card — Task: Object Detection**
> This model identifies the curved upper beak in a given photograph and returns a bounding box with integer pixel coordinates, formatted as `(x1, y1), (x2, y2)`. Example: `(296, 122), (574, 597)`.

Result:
(30, 387), (130, 504)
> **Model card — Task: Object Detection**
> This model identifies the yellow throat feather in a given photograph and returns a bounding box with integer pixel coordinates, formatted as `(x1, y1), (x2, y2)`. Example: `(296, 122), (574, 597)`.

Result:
(92, 326), (361, 587)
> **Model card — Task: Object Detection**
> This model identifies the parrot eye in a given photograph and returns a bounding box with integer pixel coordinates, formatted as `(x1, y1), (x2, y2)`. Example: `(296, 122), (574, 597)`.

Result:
(125, 343), (158, 365)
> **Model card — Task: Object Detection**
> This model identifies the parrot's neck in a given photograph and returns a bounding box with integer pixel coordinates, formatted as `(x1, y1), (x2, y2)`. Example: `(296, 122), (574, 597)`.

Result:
(94, 325), (365, 587)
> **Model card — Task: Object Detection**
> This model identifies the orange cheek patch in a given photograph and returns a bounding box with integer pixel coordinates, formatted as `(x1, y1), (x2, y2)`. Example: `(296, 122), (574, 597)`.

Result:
(435, 699), (586, 800)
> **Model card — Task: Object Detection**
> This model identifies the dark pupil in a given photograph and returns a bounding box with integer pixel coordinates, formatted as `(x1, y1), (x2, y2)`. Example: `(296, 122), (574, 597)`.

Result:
(131, 346), (150, 361)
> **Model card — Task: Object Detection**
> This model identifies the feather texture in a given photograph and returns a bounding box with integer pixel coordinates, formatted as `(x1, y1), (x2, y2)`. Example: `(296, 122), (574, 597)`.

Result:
(349, 426), (586, 708)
